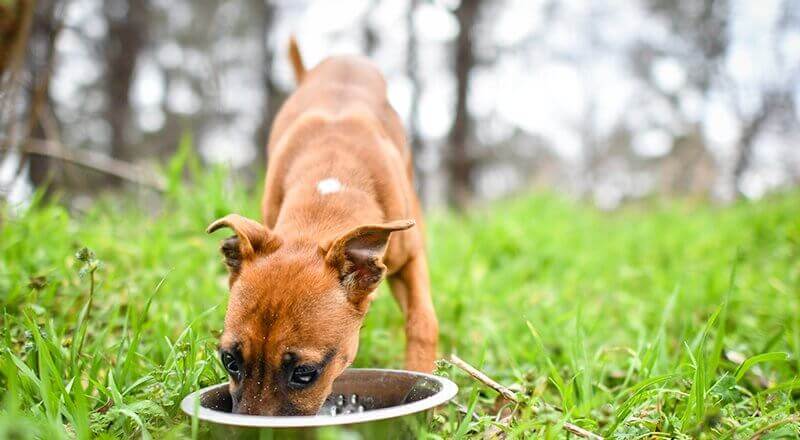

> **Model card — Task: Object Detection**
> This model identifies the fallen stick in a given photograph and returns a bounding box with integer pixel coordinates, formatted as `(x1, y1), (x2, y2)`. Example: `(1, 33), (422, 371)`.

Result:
(554, 419), (604, 440)
(1, 138), (166, 191)
(449, 354), (519, 402)
(448, 354), (604, 440)
(451, 400), (469, 415)
(748, 415), (800, 440)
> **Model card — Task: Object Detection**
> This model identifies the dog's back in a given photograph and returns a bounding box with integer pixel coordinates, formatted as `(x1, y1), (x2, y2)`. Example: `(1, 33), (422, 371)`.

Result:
(267, 41), (409, 170)
(261, 39), (421, 251)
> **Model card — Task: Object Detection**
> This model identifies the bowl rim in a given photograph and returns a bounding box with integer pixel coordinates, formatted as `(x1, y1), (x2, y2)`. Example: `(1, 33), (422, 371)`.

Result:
(180, 368), (459, 428)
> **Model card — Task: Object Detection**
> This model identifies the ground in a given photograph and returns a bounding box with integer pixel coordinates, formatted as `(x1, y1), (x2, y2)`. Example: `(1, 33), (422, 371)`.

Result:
(1, 159), (799, 438)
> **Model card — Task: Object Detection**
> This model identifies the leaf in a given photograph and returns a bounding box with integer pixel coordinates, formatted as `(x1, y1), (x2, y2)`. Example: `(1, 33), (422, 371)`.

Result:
(453, 386), (480, 439)
(111, 407), (152, 440)
(682, 306), (721, 427)
(527, 321), (570, 410)
(708, 258), (735, 379)
(758, 378), (800, 396)
(3, 347), (42, 388)
(709, 374), (741, 405)
(610, 374), (678, 433)
(165, 131), (196, 197)
(734, 352), (789, 382)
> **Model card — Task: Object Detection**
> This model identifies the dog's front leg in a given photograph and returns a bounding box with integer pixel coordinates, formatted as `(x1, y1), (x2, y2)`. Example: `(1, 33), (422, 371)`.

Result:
(389, 254), (438, 372)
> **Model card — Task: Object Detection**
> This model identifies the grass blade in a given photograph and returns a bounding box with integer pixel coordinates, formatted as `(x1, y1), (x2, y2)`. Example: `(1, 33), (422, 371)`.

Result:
(734, 352), (790, 382)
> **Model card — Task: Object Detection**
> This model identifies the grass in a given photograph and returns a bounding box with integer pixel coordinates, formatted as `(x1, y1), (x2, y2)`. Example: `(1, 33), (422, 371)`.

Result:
(1, 154), (799, 438)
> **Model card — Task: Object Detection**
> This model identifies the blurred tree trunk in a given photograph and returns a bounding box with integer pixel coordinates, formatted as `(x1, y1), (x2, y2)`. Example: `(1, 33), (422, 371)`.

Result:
(405, 0), (424, 197)
(363, 0), (378, 56)
(0, 0), (34, 157)
(447, 0), (481, 209)
(25, 0), (62, 190)
(731, 92), (787, 197)
(732, 112), (766, 196)
(254, 0), (282, 170)
(103, 0), (148, 168)
(0, 0), (34, 78)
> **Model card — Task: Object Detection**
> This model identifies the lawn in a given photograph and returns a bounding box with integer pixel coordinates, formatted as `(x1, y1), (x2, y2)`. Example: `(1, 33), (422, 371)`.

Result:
(1, 158), (799, 438)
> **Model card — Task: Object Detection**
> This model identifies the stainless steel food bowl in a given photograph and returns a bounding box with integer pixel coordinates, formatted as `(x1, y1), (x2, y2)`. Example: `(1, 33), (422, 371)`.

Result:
(181, 368), (458, 439)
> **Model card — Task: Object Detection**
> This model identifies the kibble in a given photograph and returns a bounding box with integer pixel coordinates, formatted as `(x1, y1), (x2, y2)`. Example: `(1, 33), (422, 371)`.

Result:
(319, 393), (368, 416)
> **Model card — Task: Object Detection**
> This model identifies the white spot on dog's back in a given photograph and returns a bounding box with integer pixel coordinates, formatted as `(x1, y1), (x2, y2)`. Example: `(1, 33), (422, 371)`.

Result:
(317, 178), (343, 195)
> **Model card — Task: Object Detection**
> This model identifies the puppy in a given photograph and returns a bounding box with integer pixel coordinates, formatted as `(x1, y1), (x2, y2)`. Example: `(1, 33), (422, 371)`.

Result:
(207, 37), (438, 416)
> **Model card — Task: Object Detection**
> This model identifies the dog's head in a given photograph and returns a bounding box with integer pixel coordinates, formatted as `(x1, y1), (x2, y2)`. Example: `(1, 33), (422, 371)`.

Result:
(207, 214), (413, 416)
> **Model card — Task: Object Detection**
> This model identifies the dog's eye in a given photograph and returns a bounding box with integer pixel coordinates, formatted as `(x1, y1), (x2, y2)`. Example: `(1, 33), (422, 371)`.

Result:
(289, 365), (319, 388)
(220, 351), (240, 377)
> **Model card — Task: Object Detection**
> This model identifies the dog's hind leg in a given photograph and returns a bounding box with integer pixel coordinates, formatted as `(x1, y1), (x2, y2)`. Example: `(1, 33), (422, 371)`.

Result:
(388, 254), (438, 373)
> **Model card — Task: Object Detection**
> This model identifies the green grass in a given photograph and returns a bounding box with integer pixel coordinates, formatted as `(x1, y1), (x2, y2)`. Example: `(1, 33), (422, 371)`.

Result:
(1, 157), (799, 438)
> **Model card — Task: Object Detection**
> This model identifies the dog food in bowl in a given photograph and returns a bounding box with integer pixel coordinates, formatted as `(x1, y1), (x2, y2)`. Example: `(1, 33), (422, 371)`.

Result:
(181, 368), (457, 439)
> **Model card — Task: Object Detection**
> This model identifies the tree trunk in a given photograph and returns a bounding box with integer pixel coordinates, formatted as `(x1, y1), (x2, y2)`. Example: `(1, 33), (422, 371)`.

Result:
(730, 92), (787, 197)
(732, 112), (768, 197)
(447, 0), (480, 209)
(405, 0), (424, 198)
(0, 0), (34, 78)
(25, 0), (61, 190)
(363, 0), (378, 56)
(0, 0), (34, 172)
(103, 0), (148, 167)
(254, 0), (282, 171)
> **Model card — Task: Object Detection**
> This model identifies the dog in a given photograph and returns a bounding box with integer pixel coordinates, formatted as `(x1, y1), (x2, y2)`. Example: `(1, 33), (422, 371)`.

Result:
(206, 37), (438, 416)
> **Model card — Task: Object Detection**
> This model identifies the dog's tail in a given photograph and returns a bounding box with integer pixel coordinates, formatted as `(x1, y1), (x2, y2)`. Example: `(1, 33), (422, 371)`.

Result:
(288, 36), (306, 84)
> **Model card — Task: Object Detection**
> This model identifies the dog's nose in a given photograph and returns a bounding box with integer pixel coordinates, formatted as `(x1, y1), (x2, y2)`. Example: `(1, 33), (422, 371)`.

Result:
(233, 399), (286, 416)
(232, 401), (262, 416)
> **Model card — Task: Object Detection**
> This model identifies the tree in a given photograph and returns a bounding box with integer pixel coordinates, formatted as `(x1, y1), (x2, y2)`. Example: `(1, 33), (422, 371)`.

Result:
(447, 0), (481, 209)
(24, 0), (63, 189)
(0, 0), (34, 146)
(405, 0), (424, 196)
(730, 91), (794, 196)
(729, 1), (799, 196)
(103, 0), (149, 164)
(645, 0), (800, 198)
(363, 0), (378, 56)
(0, 0), (34, 77)
(253, 0), (284, 169)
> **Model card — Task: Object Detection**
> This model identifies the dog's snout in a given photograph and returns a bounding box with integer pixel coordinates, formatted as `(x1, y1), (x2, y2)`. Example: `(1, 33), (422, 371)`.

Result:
(232, 401), (269, 416)
(232, 402), (310, 417)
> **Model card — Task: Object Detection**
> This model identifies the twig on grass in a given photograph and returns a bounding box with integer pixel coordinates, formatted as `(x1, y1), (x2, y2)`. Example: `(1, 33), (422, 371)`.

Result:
(748, 415), (800, 440)
(449, 354), (519, 402)
(448, 354), (604, 440)
(0, 138), (166, 191)
(557, 419), (604, 440)
(451, 400), (470, 416)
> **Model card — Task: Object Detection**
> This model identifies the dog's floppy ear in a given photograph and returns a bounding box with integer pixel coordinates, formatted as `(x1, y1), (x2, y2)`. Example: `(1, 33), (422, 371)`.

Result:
(324, 219), (415, 307)
(207, 214), (281, 272)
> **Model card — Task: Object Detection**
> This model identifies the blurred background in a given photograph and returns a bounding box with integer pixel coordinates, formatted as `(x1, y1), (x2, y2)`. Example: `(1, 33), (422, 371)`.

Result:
(1, 0), (799, 210)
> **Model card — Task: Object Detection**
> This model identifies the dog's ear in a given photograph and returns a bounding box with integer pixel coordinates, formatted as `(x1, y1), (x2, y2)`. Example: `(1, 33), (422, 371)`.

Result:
(207, 214), (281, 272)
(324, 219), (415, 307)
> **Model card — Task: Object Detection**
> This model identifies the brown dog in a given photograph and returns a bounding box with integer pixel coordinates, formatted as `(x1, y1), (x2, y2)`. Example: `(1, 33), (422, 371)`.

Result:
(206, 38), (438, 416)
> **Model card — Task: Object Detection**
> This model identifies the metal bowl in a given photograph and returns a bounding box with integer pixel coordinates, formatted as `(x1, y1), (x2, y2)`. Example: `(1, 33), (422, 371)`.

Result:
(181, 368), (458, 439)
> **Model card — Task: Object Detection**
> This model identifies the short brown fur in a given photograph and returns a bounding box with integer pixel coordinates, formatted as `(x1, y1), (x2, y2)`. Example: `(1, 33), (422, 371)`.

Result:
(208, 37), (438, 416)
